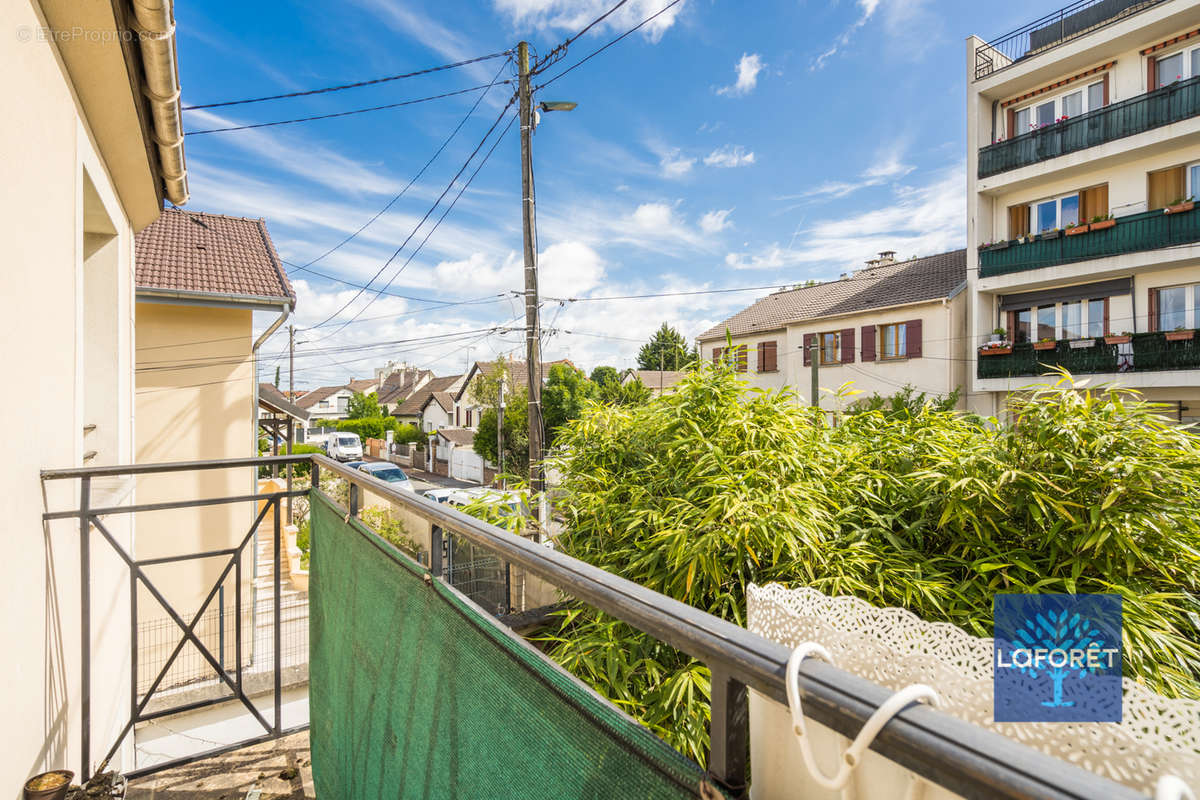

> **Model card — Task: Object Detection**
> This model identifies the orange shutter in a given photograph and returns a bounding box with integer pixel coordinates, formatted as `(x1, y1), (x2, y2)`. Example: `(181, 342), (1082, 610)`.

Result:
(1147, 56), (1157, 92)
(1080, 184), (1109, 222)
(1008, 204), (1030, 238)
(1148, 289), (1159, 332)
(1149, 166), (1185, 210)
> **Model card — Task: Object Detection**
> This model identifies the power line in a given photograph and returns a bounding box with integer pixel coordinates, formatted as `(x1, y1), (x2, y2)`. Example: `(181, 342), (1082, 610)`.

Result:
(185, 83), (509, 135)
(532, 0), (633, 73)
(286, 57), (511, 270)
(182, 51), (513, 110)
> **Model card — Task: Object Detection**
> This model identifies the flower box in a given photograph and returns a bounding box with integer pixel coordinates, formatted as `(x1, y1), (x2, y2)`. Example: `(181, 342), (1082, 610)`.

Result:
(1033, 341), (1057, 350)
(1039, 229), (1061, 240)
(1164, 201), (1195, 215)
(1165, 330), (1195, 341)
(1068, 339), (1097, 349)
(1104, 334), (1130, 345)
(981, 240), (1009, 251)
(1064, 225), (1089, 237)
(979, 347), (1012, 356)
(1089, 219), (1116, 232)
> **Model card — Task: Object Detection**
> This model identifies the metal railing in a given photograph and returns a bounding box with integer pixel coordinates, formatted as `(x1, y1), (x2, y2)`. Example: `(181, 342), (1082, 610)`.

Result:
(980, 76), (1200, 177)
(978, 331), (1200, 378)
(41, 454), (311, 781)
(979, 206), (1200, 277)
(974, 0), (1165, 80)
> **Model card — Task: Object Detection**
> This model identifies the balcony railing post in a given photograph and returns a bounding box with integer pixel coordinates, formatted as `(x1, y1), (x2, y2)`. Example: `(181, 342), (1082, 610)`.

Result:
(79, 475), (91, 782)
(430, 525), (443, 580)
(273, 496), (282, 734)
(708, 666), (749, 798)
(349, 483), (359, 518)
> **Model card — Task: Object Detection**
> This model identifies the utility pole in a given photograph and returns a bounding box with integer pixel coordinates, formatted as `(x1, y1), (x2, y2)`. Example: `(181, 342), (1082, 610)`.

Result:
(809, 339), (819, 410)
(287, 324), (295, 523)
(518, 40), (544, 506)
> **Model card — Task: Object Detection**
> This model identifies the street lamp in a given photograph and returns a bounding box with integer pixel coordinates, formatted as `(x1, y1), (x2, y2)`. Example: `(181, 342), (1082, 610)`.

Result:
(538, 101), (577, 113)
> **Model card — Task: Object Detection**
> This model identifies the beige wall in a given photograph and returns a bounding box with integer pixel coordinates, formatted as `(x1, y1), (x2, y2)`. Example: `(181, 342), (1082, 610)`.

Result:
(134, 304), (255, 654)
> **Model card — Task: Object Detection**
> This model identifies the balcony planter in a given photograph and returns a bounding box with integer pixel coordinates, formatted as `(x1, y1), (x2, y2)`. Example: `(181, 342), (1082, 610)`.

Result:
(979, 346), (1012, 356)
(23, 771), (72, 800)
(1164, 201), (1195, 215)
(1089, 218), (1116, 231)
(980, 240), (1009, 251)
(1033, 341), (1057, 351)
(1069, 338), (1097, 349)
(1064, 225), (1089, 237)
(1165, 329), (1196, 341)
(1039, 229), (1061, 241)
(1104, 334), (1131, 345)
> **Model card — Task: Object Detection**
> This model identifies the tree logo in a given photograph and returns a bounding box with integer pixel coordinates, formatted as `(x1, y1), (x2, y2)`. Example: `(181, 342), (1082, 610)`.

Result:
(993, 594), (1122, 722)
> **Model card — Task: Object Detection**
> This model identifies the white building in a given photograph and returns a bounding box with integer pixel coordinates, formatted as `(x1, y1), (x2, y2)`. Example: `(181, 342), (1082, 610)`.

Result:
(967, 0), (1200, 421)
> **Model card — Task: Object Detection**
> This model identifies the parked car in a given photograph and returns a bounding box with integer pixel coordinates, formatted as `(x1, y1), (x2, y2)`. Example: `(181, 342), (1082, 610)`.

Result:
(358, 461), (415, 493)
(343, 460), (367, 472)
(422, 488), (456, 504)
(327, 432), (363, 462)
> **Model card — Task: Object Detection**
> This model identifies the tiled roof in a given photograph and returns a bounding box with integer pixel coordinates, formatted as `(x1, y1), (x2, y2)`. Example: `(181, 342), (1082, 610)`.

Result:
(429, 391), (456, 413)
(396, 375), (461, 415)
(135, 207), (295, 303)
(258, 383), (309, 422)
(379, 369), (435, 405)
(626, 370), (686, 389)
(346, 378), (377, 393)
(698, 250), (967, 341)
(457, 359), (576, 401)
(296, 386), (344, 409)
(436, 428), (476, 447)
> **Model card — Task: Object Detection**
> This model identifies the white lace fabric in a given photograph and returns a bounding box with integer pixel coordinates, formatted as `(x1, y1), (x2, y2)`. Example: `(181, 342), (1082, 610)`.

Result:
(748, 583), (1200, 795)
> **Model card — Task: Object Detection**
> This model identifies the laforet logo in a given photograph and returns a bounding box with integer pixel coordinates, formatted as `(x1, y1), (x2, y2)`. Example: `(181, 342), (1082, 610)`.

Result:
(993, 594), (1123, 723)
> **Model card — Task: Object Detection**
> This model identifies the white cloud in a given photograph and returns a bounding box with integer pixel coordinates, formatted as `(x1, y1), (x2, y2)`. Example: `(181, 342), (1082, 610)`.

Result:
(659, 149), (696, 178)
(699, 208), (733, 234)
(779, 146), (913, 203)
(703, 144), (756, 168)
(716, 53), (765, 97)
(813, 0), (939, 70)
(491, 0), (687, 43)
(813, 0), (881, 71)
(432, 241), (605, 300)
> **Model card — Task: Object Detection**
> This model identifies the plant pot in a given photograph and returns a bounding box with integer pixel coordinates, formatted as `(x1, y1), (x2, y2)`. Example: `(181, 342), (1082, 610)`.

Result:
(1039, 230), (1060, 240)
(1033, 341), (1057, 350)
(24, 771), (72, 800)
(1165, 330), (1195, 341)
(1104, 335), (1130, 345)
(979, 347), (1012, 356)
(1164, 201), (1194, 215)
(1089, 219), (1116, 231)
(1064, 225), (1089, 236)
(1068, 339), (1097, 349)
(987, 240), (1010, 250)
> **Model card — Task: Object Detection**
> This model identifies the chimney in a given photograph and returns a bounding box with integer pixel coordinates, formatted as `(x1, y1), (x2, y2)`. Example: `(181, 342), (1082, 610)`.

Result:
(877, 250), (896, 264)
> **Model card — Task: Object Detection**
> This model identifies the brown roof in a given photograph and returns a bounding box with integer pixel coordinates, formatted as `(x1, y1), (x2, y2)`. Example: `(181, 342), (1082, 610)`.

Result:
(346, 378), (377, 393)
(436, 428), (476, 447)
(296, 385), (345, 409)
(625, 370), (686, 389)
(698, 250), (966, 341)
(456, 359), (576, 402)
(429, 391), (456, 413)
(396, 375), (461, 415)
(379, 369), (435, 405)
(258, 383), (309, 422)
(135, 207), (294, 304)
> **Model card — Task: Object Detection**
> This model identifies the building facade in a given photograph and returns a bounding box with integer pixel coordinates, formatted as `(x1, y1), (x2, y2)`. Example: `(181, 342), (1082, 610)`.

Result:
(967, 0), (1200, 421)
(697, 251), (969, 410)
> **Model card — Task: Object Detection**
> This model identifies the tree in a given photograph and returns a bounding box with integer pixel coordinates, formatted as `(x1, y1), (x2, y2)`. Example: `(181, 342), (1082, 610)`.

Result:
(473, 388), (530, 476)
(542, 364), (595, 444)
(589, 366), (620, 388)
(274, 365), (281, 387)
(346, 391), (381, 419)
(637, 323), (693, 371)
(468, 357), (508, 409)
(597, 376), (650, 407)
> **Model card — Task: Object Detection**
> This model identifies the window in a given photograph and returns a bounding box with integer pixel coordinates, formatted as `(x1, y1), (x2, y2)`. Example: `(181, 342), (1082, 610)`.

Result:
(1015, 309), (1031, 344)
(731, 344), (749, 372)
(466, 409), (473, 427)
(1061, 301), (1082, 339)
(1088, 298), (1107, 337)
(1030, 193), (1079, 233)
(1159, 286), (1188, 330)
(879, 323), (907, 359)
(318, 399), (330, 409)
(1011, 80), (1105, 134)
(1153, 45), (1200, 89)
(1037, 306), (1056, 340)
(1087, 81), (1105, 110)
(820, 332), (840, 365)
(757, 340), (778, 372)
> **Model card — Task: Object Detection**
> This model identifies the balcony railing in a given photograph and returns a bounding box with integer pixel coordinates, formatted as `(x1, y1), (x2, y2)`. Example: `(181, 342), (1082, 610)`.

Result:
(974, 0), (1165, 80)
(42, 454), (1149, 799)
(979, 76), (1200, 178)
(979, 205), (1200, 277)
(977, 330), (1200, 378)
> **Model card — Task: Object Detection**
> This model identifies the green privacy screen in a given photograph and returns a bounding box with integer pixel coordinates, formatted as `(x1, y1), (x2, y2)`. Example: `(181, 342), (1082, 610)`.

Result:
(308, 490), (713, 799)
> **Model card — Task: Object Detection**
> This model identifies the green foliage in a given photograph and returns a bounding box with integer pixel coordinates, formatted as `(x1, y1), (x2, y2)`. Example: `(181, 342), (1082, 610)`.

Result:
(335, 415), (402, 441)
(468, 358), (508, 408)
(347, 391), (382, 420)
(542, 364), (596, 444)
(274, 366), (281, 387)
(590, 366), (620, 388)
(597, 377), (651, 407)
(847, 384), (961, 417)
(297, 517), (310, 570)
(474, 391), (530, 476)
(360, 507), (421, 558)
(392, 422), (425, 445)
(286, 443), (324, 477)
(544, 367), (1200, 763)
(636, 323), (694, 371)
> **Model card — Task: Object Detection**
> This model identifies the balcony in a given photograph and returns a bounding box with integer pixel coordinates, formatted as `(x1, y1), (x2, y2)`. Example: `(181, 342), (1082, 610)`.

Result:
(40, 455), (1157, 799)
(979, 205), (1200, 278)
(979, 76), (1200, 178)
(977, 329), (1200, 378)
(974, 0), (1166, 80)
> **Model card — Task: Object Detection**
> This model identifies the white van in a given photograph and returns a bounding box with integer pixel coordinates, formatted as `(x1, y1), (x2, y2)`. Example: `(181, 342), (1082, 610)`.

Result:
(327, 432), (363, 462)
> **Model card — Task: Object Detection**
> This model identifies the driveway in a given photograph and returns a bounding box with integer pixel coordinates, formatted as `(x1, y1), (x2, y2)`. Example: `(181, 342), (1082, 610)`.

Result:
(362, 457), (476, 493)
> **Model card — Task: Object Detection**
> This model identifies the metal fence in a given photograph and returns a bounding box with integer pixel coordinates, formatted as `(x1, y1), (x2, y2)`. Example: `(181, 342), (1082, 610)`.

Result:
(978, 331), (1200, 379)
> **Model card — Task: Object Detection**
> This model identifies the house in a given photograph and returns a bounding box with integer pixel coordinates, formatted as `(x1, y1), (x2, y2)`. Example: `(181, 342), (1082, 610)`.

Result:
(396, 375), (464, 429)
(967, 0), (1200, 422)
(259, 382), (311, 446)
(4, 0), (188, 782)
(418, 389), (459, 433)
(134, 208), (295, 668)
(377, 366), (435, 416)
(297, 385), (357, 422)
(427, 427), (485, 482)
(697, 250), (969, 409)
(622, 369), (687, 396)
(453, 358), (576, 431)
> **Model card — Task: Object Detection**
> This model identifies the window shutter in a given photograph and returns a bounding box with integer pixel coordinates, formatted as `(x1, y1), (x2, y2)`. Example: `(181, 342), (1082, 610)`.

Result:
(712, 346), (723, 365)
(860, 326), (876, 362)
(802, 334), (814, 366)
(1005, 107), (1015, 139)
(1102, 72), (1110, 105)
(1080, 184), (1109, 221)
(759, 340), (778, 372)
(1008, 204), (1030, 238)
(756, 341), (766, 372)
(736, 345), (748, 372)
(1148, 289), (1159, 332)
(1006, 310), (1017, 340)
(907, 319), (923, 358)
(1149, 166), (1185, 211)
(456, 407), (460, 426)
(840, 328), (855, 363)
(1147, 56), (1156, 93)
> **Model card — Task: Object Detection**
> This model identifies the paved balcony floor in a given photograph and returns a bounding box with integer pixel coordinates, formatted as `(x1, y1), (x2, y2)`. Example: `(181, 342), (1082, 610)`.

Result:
(126, 731), (313, 799)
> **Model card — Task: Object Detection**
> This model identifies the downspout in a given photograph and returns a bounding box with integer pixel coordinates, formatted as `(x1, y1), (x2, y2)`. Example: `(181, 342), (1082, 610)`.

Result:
(253, 303), (290, 462)
(129, 0), (189, 205)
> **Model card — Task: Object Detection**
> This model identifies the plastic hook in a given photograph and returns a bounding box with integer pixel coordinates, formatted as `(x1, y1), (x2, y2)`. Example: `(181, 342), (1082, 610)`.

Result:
(785, 642), (941, 791)
(1157, 776), (1197, 800)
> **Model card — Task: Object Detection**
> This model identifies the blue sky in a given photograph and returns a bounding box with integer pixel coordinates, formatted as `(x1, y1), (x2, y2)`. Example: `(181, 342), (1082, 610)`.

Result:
(176, 0), (1052, 388)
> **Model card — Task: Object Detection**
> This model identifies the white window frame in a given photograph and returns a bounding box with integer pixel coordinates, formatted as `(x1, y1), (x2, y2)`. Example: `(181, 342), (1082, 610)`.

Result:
(1028, 191), (1081, 233)
(1011, 79), (1106, 135)
(1153, 44), (1200, 89)
(1186, 160), (1200, 198)
(1154, 282), (1200, 330)
(1007, 298), (1113, 342)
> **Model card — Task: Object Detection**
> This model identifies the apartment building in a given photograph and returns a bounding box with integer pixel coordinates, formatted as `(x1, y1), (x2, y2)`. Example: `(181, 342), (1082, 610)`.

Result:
(696, 250), (969, 409)
(967, 0), (1200, 421)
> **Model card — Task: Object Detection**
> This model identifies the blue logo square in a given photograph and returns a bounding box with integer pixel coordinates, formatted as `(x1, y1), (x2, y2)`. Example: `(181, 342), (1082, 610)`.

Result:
(993, 593), (1122, 722)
